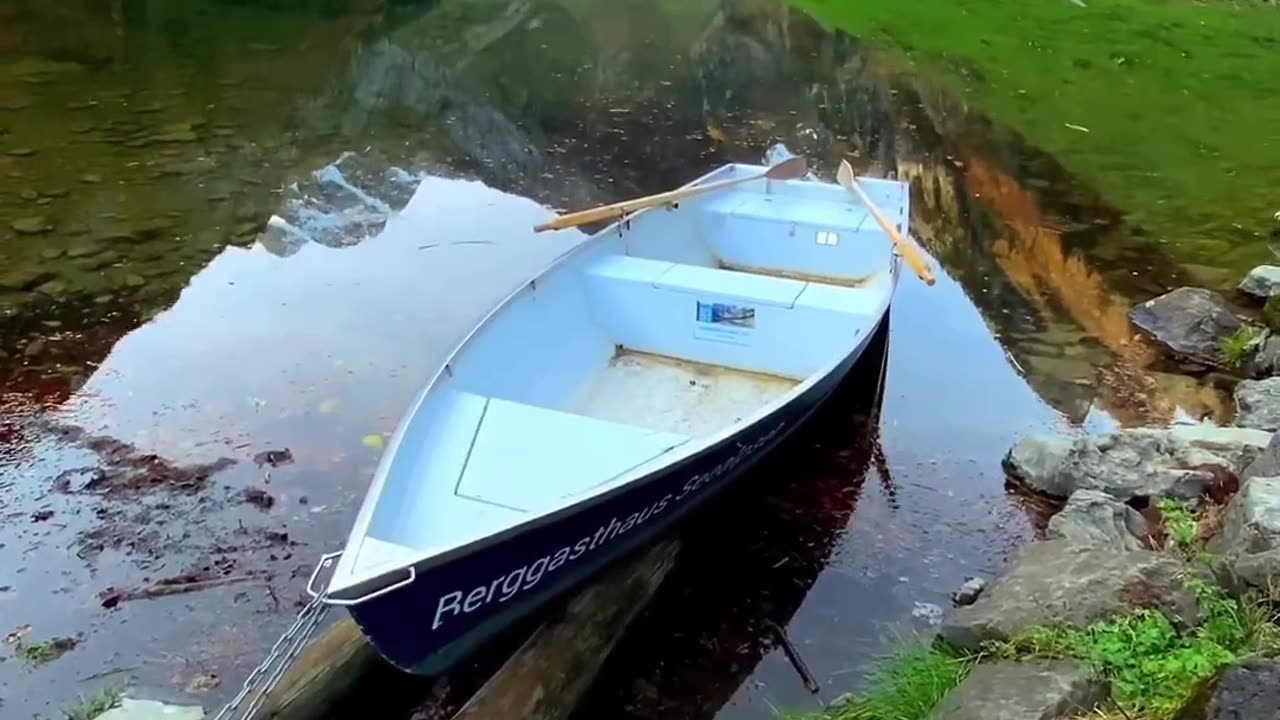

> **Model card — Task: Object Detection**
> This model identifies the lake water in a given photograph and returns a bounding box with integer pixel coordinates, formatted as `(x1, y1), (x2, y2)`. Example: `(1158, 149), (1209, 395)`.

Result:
(0, 0), (1258, 717)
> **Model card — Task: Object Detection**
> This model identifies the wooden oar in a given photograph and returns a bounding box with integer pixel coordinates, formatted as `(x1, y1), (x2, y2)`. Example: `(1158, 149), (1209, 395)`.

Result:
(837, 159), (936, 286)
(533, 156), (808, 233)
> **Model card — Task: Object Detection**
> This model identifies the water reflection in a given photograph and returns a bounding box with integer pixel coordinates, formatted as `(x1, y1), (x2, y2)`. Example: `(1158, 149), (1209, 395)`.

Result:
(0, 0), (1239, 716)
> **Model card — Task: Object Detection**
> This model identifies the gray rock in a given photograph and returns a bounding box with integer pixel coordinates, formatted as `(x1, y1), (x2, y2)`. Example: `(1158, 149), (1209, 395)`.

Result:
(1245, 336), (1280, 378)
(1005, 425), (1271, 502)
(94, 697), (204, 720)
(1238, 265), (1280, 300)
(1240, 431), (1280, 482)
(1173, 657), (1280, 720)
(928, 660), (1108, 720)
(1234, 378), (1280, 431)
(952, 577), (987, 606)
(1046, 489), (1149, 550)
(1130, 287), (1244, 367)
(1209, 476), (1280, 590)
(938, 540), (1202, 652)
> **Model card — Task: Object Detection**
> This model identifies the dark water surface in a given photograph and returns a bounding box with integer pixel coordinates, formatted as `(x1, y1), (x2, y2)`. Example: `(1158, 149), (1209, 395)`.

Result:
(0, 0), (1236, 717)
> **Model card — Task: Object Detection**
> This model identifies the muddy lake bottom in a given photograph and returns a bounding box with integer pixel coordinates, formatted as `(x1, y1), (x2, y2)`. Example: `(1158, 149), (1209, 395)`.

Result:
(0, 0), (1252, 717)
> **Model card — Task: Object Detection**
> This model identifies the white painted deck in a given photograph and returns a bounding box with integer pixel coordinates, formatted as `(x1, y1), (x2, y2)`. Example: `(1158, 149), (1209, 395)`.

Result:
(328, 163), (907, 590)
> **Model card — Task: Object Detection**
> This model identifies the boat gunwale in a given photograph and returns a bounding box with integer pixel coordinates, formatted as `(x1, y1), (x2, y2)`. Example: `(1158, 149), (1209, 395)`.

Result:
(324, 164), (902, 601)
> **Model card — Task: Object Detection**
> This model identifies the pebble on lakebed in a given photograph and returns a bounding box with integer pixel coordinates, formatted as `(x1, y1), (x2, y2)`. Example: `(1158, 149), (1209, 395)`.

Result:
(11, 216), (52, 234)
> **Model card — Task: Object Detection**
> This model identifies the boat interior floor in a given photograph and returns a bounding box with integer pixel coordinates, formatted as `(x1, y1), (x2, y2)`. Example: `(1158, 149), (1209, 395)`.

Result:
(569, 351), (798, 438)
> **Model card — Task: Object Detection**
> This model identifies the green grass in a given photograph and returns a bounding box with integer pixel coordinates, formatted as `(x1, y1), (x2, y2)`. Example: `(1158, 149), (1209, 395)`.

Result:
(1156, 498), (1200, 552)
(62, 687), (122, 720)
(989, 579), (1280, 719)
(784, 642), (976, 720)
(786, 0), (1280, 279)
(1218, 326), (1265, 369)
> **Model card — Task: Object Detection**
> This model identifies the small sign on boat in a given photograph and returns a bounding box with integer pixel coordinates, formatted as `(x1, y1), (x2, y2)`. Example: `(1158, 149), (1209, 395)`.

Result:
(694, 301), (755, 344)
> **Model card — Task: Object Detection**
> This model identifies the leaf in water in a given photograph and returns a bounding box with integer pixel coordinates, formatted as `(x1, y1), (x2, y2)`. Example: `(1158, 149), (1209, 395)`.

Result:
(361, 434), (385, 452)
(249, 397), (267, 410)
(318, 399), (339, 414)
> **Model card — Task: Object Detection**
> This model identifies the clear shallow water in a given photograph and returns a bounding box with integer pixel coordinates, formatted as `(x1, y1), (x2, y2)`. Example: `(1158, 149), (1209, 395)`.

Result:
(0, 0), (1237, 717)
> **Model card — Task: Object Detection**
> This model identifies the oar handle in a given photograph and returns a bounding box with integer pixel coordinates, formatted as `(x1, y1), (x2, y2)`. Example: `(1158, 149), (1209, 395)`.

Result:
(533, 175), (759, 233)
(848, 178), (935, 286)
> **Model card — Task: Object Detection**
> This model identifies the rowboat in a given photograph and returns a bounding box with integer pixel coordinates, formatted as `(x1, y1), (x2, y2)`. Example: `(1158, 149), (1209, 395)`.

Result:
(312, 158), (922, 674)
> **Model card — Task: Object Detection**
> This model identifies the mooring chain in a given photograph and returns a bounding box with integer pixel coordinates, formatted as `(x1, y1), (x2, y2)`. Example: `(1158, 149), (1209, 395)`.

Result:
(212, 592), (331, 720)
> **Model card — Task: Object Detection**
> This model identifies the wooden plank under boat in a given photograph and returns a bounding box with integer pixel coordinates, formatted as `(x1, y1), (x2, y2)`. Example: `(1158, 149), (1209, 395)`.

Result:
(314, 161), (912, 675)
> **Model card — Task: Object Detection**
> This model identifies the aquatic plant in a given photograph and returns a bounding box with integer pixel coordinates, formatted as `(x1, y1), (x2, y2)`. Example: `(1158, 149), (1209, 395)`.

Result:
(61, 686), (122, 720)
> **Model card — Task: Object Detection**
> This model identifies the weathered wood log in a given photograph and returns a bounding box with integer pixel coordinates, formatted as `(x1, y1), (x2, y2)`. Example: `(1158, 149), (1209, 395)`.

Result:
(249, 618), (379, 720)
(248, 538), (679, 720)
(450, 538), (681, 720)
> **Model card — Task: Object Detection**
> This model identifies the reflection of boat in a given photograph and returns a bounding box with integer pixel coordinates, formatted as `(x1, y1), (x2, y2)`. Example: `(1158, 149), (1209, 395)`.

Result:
(317, 162), (908, 674)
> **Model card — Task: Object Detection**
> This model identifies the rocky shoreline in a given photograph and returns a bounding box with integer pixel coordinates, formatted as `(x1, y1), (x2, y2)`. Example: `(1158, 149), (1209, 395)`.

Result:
(811, 268), (1280, 720)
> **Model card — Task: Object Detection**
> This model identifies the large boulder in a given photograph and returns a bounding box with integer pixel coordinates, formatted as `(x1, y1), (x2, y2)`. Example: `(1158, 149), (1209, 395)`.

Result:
(1173, 657), (1280, 720)
(928, 660), (1108, 720)
(1046, 489), (1149, 551)
(938, 540), (1202, 652)
(1238, 265), (1280, 300)
(1129, 287), (1244, 368)
(1004, 425), (1271, 501)
(1208, 476), (1280, 590)
(1234, 378), (1280, 432)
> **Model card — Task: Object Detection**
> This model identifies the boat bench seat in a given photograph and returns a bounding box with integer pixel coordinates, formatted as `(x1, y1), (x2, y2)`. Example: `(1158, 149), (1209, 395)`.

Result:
(582, 255), (881, 378)
(454, 393), (688, 513)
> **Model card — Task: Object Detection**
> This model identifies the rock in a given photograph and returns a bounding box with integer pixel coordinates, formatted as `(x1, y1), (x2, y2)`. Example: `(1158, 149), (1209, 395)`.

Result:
(11, 216), (51, 234)
(23, 339), (46, 358)
(1240, 431), (1280, 482)
(1263, 298), (1280, 337)
(951, 577), (987, 606)
(0, 268), (55, 291)
(1005, 425), (1270, 502)
(6, 147), (37, 157)
(1130, 287), (1244, 367)
(928, 660), (1108, 720)
(938, 540), (1202, 651)
(1239, 266), (1280, 300)
(1234, 378), (1280, 431)
(1046, 489), (1150, 550)
(80, 173), (104, 184)
(1209, 476), (1280, 590)
(19, 189), (38, 201)
(1245, 336), (1280, 378)
(94, 697), (205, 720)
(1174, 657), (1280, 720)
(36, 279), (67, 295)
(40, 247), (65, 260)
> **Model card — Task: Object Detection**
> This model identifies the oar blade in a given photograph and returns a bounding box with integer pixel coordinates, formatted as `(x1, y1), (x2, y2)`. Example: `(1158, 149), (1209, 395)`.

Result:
(836, 159), (855, 188)
(763, 155), (808, 181)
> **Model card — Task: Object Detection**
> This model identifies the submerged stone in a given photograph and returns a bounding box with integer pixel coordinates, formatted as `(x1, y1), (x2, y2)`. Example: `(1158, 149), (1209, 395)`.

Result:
(11, 216), (52, 234)
(6, 147), (37, 157)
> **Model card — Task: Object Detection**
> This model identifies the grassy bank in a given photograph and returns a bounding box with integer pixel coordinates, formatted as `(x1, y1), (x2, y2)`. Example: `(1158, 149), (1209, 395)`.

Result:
(787, 0), (1280, 278)
(787, 500), (1280, 720)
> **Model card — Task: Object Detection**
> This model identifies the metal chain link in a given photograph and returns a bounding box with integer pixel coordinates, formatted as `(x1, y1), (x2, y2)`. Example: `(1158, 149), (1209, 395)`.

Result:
(212, 592), (331, 720)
